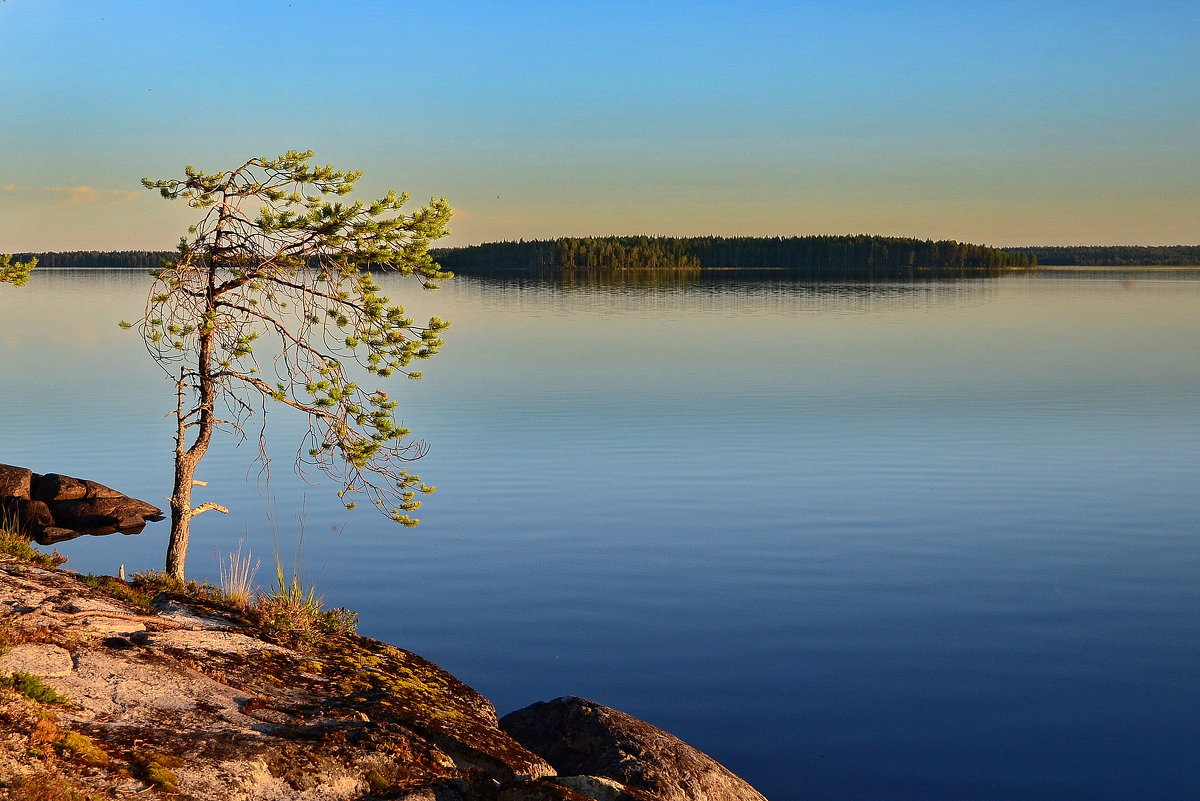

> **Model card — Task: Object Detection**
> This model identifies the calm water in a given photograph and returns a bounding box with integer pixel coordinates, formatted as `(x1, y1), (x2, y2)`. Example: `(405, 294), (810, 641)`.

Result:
(2, 269), (1199, 800)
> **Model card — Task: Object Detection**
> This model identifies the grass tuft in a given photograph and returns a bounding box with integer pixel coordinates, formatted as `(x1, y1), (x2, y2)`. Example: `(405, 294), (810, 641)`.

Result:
(1, 671), (71, 706)
(130, 569), (221, 602)
(0, 511), (67, 569)
(249, 551), (357, 645)
(218, 542), (259, 609)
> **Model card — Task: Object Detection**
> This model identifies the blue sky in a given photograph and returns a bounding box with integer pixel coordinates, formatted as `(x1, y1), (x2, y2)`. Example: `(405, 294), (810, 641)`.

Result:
(1, 0), (1196, 250)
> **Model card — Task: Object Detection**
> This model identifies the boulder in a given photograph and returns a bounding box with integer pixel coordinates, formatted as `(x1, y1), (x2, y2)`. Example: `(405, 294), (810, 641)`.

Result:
(500, 697), (768, 801)
(35, 526), (90, 545)
(32, 473), (128, 502)
(0, 464), (33, 499)
(4, 497), (55, 530)
(47, 496), (163, 532)
(0, 464), (163, 544)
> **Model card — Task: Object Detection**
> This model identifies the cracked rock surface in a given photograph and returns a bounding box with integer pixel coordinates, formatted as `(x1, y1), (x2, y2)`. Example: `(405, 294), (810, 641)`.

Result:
(0, 559), (767, 800)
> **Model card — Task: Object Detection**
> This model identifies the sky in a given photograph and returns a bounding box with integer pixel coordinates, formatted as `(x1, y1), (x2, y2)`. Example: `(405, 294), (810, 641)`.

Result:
(1, 0), (1196, 251)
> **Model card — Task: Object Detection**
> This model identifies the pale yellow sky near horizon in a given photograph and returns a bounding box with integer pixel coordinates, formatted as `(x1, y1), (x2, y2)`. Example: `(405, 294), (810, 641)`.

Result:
(2, 1), (1196, 252)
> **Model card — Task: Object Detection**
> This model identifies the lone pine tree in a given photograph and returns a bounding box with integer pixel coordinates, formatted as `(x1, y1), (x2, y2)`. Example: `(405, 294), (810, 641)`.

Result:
(125, 150), (452, 579)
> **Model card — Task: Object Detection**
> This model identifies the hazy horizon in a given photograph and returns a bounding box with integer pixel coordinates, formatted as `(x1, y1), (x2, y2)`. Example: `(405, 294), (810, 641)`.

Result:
(2, 1), (1197, 252)
(8, 235), (1200, 256)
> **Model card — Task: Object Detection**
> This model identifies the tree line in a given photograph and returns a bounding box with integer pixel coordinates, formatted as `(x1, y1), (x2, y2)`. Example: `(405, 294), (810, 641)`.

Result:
(8, 250), (172, 269)
(432, 235), (1036, 279)
(18, 241), (1200, 278)
(1003, 245), (1200, 266)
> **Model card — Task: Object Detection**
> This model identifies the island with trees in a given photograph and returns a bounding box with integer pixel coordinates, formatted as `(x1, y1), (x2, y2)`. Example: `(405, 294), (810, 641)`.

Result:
(431, 234), (1036, 279)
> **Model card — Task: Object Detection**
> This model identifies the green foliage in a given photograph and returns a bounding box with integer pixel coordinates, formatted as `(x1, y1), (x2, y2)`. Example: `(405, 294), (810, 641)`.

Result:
(1003, 244), (1200, 266)
(0, 253), (37, 286)
(55, 732), (109, 767)
(129, 752), (182, 794)
(19, 242), (1200, 275)
(129, 569), (221, 602)
(1, 671), (71, 705)
(0, 514), (67, 569)
(128, 149), (452, 578)
(434, 234), (1037, 278)
(251, 556), (358, 645)
(365, 770), (391, 793)
(3, 250), (170, 270)
(77, 574), (154, 610)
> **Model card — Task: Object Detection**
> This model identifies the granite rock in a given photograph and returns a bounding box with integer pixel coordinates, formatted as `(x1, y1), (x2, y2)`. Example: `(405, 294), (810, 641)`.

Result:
(501, 697), (768, 801)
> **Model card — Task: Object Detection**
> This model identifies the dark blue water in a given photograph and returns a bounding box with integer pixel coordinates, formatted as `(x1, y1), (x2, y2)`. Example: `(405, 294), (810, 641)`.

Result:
(2, 269), (1198, 800)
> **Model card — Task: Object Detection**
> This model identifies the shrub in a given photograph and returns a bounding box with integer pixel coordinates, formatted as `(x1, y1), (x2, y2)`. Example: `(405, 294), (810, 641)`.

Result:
(250, 560), (357, 644)
(130, 570), (221, 602)
(0, 768), (101, 801)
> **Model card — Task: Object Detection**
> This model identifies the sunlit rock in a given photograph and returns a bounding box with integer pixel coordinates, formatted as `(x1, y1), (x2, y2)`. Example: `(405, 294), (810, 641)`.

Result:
(501, 697), (768, 801)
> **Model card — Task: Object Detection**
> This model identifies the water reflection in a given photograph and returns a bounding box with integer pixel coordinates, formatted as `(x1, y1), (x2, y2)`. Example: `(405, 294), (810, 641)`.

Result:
(446, 270), (1002, 319)
(5, 268), (1200, 801)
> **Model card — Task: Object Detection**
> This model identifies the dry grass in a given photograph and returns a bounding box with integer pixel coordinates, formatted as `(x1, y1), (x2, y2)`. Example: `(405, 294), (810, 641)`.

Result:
(218, 543), (260, 609)
(0, 769), (101, 801)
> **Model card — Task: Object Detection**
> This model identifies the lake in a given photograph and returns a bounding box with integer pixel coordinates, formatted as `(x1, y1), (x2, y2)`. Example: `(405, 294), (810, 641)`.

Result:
(2, 268), (1199, 800)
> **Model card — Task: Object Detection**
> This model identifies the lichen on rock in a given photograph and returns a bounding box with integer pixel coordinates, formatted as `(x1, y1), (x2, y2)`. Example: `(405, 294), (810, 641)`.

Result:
(0, 558), (768, 800)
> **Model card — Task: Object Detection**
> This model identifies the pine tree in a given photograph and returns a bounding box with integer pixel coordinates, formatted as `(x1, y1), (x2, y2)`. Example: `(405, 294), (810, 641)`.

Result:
(124, 150), (452, 579)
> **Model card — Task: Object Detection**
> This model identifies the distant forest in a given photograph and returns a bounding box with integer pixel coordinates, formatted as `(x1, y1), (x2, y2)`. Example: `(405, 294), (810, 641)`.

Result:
(9, 250), (172, 270)
(12, 240), (1198, 277)
(1003, 245), (1200, 267)
(432, 235), (1035, 279)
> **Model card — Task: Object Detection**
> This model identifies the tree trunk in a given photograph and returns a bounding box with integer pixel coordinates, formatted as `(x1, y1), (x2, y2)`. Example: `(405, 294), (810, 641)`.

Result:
(165, 451), (199, 581)
(165, 307), (218, 581)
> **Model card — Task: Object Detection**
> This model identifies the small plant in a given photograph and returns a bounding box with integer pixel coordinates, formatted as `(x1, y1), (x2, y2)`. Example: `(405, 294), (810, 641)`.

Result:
(129, 752), (182, 794)
(130, 569), (221, 603)
(56, 731), (109, 767)
(218, 542), (260, 609)
(0, 616), (17, 655)
(364, 769), (391, 793)
(270, 556), (326, 616)
(0, 620), (60, 658)
(0, 511), (66, 569)
(250, 552), (357, 644)
(77, 574), (154, 611)
(1, 671), (71, 706)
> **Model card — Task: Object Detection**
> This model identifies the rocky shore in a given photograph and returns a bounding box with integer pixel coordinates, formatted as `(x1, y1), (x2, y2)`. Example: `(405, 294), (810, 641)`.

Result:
(0, 558), (767, 800)
(0, 464), (163, 545)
